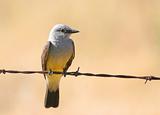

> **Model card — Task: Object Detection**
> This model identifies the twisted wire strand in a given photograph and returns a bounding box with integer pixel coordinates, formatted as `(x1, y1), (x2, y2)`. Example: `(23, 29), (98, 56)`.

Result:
(0, 67), (159, 84)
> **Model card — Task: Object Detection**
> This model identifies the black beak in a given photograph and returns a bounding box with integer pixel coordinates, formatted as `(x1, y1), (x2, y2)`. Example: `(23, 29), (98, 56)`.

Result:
(67, 29), (79, 33)
(71, 29), (79, 33)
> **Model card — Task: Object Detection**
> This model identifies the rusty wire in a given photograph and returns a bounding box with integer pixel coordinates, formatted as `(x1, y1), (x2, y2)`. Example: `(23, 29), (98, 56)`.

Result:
(0, 67), (159, 84)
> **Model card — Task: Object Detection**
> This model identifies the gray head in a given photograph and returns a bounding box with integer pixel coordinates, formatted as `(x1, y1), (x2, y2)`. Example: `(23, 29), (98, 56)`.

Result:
(49, 24), (79, 40)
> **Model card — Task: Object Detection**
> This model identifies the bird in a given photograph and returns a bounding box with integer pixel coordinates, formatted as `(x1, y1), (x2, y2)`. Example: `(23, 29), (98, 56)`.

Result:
(41, 24), (79, 108)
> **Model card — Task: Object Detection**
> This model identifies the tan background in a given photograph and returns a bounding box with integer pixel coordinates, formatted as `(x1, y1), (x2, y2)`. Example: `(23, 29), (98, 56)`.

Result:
(0, 0), (160, 114)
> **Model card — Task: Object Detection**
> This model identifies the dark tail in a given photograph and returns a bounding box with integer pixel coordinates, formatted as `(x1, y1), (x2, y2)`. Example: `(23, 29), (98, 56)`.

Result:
(44, 88), (59, 108)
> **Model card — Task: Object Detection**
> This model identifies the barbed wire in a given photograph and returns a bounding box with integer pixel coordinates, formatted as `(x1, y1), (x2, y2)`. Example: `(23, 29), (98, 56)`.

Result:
(0, 67), (159, 84)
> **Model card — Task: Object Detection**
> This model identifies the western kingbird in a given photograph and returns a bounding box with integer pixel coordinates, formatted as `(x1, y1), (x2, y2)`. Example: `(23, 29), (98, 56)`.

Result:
(41, 24), (79, 108)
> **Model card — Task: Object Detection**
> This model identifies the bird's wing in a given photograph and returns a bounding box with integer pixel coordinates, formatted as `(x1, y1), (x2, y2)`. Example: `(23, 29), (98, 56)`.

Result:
(64, 41), (75, 72)
(41, 41), (51, 79)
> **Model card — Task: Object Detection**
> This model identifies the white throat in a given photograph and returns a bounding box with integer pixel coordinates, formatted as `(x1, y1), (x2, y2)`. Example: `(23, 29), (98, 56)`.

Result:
(48, 35), (71, 48)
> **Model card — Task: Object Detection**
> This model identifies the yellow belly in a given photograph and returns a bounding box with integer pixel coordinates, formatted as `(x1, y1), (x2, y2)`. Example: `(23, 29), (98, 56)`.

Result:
(46, 47), (72, 92)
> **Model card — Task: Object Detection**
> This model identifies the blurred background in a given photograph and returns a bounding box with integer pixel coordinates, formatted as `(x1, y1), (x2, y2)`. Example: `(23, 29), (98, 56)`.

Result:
(0, 0), (160, 114)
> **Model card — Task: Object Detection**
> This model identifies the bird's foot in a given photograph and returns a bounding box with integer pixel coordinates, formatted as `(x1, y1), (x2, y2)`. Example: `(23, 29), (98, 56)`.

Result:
(48, 69), (53, 75)
(63, 69), (67, 77)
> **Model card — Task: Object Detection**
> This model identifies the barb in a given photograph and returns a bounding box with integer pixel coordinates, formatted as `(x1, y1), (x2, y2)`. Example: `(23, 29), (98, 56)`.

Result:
(0, 68), (160, 83)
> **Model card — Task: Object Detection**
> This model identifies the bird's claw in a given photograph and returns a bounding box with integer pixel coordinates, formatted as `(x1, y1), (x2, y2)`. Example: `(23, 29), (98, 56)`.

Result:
(63, 69), (67, 77)
(48, 69), (53, 75)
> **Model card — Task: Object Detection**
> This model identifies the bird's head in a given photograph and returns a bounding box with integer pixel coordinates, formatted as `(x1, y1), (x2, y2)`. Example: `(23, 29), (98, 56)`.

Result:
(49, 24), (79, 40)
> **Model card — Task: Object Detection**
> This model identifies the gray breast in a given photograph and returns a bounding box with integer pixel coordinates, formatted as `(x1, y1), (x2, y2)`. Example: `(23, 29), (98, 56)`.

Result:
(50, 39), (73, 59)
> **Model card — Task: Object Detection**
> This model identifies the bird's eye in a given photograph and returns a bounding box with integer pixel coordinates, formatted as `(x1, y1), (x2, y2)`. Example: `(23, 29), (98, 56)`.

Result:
(61, 29), (65, 32)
